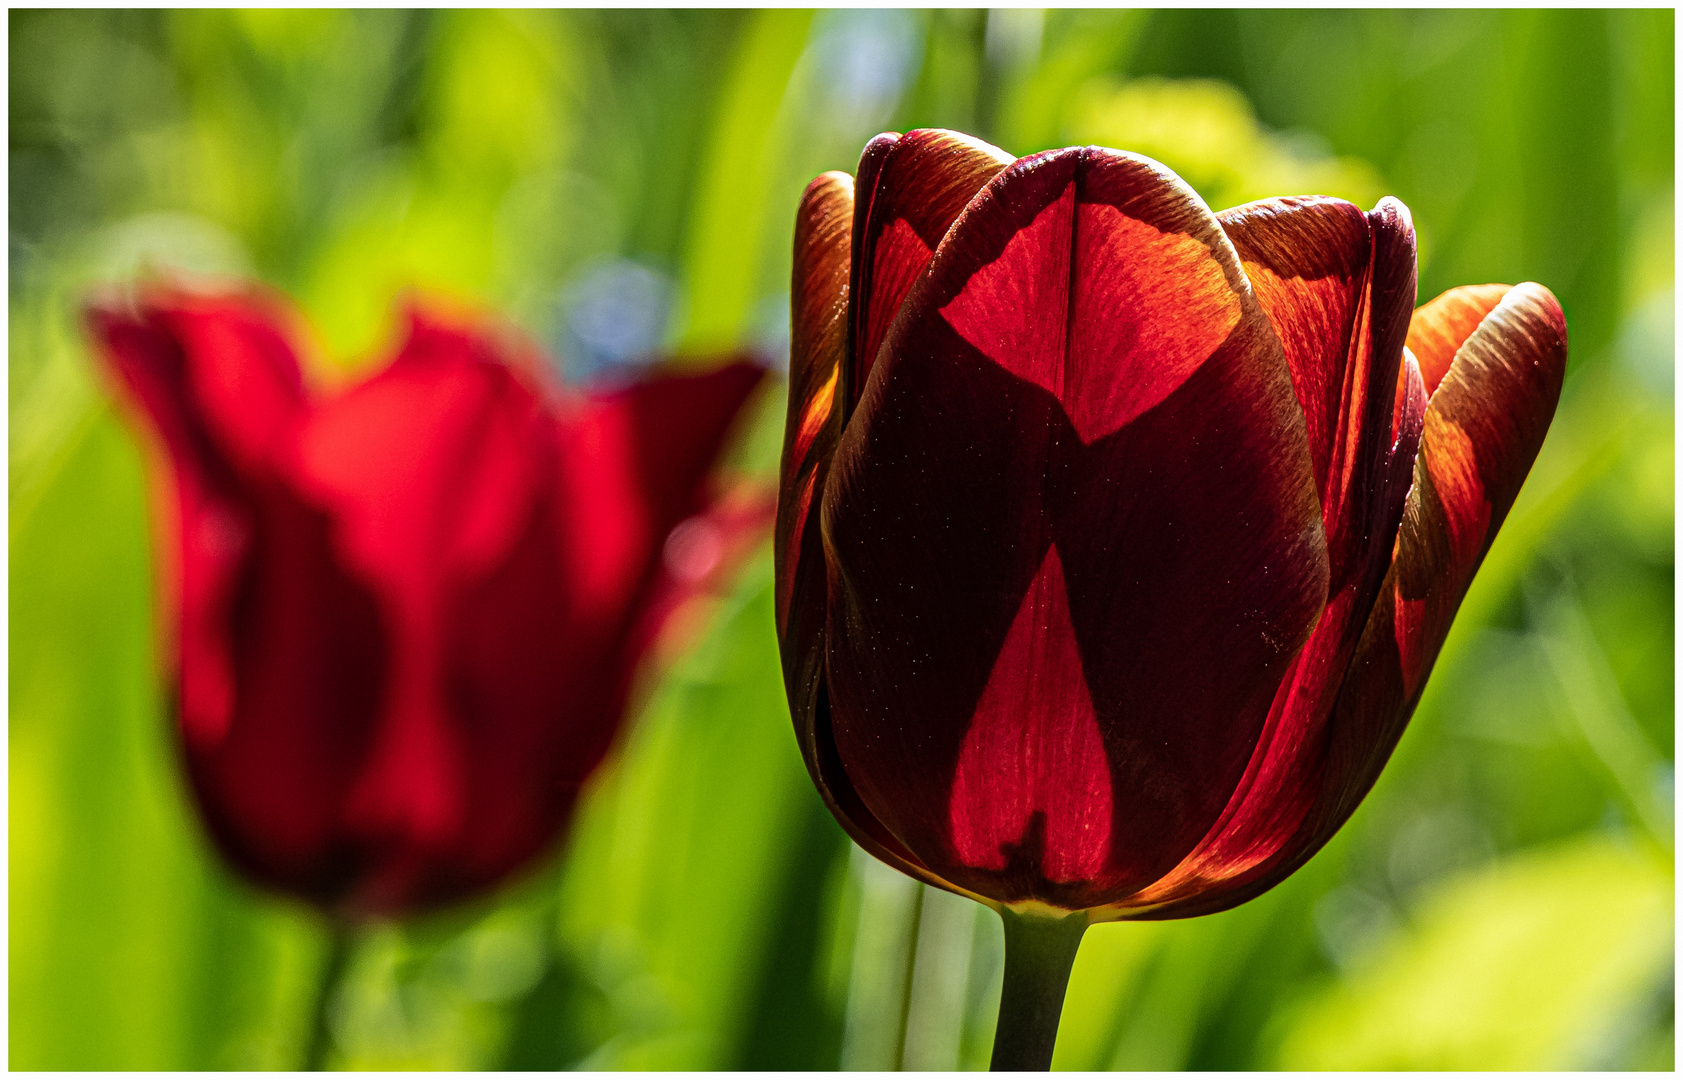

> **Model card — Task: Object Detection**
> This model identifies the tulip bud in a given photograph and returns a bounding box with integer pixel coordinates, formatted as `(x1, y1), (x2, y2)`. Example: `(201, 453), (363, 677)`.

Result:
(777, 129), (1565, 1066)
(89, 284), (767, 918)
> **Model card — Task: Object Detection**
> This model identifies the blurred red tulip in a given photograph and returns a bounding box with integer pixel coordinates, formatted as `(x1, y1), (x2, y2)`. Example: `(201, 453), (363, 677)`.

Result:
(777, 130), (1567, 919)
(90, 286), (767, 917)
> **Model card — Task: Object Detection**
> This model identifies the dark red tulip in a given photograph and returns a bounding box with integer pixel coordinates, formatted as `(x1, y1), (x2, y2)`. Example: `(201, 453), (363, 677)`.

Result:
(777, 130), (1567, 921)
(90, 285), (767, 917)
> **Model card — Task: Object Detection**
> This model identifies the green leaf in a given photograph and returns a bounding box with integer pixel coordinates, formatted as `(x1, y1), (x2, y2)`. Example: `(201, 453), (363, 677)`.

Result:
(9, 405), (325, 1069)
(1272, 835), (1673, 1070)
(676, 9), (813, 354)
(551, 554), (841, 1068)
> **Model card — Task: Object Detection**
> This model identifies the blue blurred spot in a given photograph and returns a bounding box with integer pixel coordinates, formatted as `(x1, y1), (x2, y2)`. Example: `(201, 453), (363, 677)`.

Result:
(811, 10), (920, 130)
(555, 256), (676, 385)
(750, 293), (791, 375)
(1651, 763), (1674, 828)
(1616, 288), (1674, 401)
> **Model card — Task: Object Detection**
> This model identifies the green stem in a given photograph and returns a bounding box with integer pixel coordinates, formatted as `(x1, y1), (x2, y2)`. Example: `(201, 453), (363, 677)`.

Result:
(892, 883), (927, 1071)
(302, 919), (354, 1071)
(989, 908), (1087, 1071)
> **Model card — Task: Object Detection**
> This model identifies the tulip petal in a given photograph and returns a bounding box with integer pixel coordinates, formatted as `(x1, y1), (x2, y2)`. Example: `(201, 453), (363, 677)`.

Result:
(348, 350), (764, 910)
(297, 314), (544, 597)
(1129, 283), (1566, 920)
(88, 292), (391, 906)
(779, 174), (876, 840)
(573, 357), (768, 672)
(1391, 283), (1566, 693)
(96, 290), (309, 474)
(932, 147), (1254, 441)
(1115, 199), (1424, 913)
(187, 482), (391, 906)
(779, 171), (853, 643)
(1217, 195), (1417, 588)
(949, 545), (1112, 884)
(1217, 196), (1373, 502)
(823, 147), (1328, 908)
(774, 170), (969, 894)
(312, 329), (760, 908)
(1394, 347), (1428, 444)
(288, 315), (553, 904)
(1404, 283), (1512, 394)
(435, 417), (761, 909)
(847, 128), (1014, 412)
(575, 358), (765, 594)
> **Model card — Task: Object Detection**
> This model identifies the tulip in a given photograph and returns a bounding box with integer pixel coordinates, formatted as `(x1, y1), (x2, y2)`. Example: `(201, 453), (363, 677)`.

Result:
(776, 130), (1566, 1068)
(89, 285), (767, 919)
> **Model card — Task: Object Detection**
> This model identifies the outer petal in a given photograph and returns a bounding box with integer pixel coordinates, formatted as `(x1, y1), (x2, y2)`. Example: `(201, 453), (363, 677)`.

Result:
(87, 290), (390, 908)
(638, 480), (780, 662)
(88, 290), (308, 741)
(561, 356), (765, 616)
(778, 172), (853, 644)
(1111, 198), (1423, 914)
(1134, 282), (1566, 920)
(562, 356), (768, 688)
(1216, 195), (1417, 589)
(421, 357), (767, 910)
(1404, 283), (1512, 394)
(1389, 284), (1566, 696)
(1216, 196), (1373, 504)
(845, 129), (1014, 413)
(93, 287), (308, 477)
(823, 147), (1328, 910)
(776, 170), (958, 894)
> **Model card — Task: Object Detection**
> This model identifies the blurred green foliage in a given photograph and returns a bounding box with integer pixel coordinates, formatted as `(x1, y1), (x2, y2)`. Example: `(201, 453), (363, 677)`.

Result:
(10, 9), (1673, 1070)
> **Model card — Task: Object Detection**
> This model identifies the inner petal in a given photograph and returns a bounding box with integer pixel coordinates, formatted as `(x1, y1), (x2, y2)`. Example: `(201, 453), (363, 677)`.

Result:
(949, 544), (1112, 882)
(938, 173), (1239, 444)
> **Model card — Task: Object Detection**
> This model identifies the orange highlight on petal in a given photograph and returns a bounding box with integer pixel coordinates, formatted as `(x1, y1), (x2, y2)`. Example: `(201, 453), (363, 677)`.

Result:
(1422, 415), (1490, 583)
(791, 364), (838, 470)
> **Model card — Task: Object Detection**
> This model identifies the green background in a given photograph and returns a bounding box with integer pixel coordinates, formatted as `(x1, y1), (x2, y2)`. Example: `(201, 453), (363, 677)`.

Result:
(10, 9), (1674, 1070)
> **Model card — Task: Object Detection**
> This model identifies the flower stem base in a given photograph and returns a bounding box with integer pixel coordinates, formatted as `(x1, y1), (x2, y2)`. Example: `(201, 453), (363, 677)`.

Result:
(989, 907), (1087, 1071)
(303, 920), (353, 1070)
